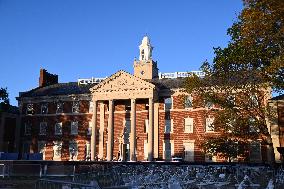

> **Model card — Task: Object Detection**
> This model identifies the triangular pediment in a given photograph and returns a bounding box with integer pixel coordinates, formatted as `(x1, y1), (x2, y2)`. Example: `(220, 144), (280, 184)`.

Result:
(90, 70), (155, 93)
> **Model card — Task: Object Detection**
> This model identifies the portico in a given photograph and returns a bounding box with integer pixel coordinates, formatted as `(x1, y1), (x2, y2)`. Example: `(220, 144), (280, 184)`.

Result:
(90, 71), (157, 161)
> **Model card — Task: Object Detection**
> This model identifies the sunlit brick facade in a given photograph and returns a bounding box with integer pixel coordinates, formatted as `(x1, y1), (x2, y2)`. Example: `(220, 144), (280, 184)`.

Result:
(17, 36), (276, 162)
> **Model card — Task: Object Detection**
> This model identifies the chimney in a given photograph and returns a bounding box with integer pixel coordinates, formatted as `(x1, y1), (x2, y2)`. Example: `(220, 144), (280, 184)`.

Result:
(39, 69), (58, 87)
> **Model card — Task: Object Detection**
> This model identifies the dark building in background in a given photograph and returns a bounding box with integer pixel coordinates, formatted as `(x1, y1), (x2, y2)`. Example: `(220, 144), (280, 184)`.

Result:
(0, 105), (20, 153)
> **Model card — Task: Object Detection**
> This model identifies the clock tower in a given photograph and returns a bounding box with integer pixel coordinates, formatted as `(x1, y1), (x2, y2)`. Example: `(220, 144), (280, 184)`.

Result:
(133, 36), (159, 80)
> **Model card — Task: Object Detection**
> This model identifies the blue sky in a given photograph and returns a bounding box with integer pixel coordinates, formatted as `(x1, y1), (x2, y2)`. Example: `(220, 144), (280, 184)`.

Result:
(0, 0), (243, 105)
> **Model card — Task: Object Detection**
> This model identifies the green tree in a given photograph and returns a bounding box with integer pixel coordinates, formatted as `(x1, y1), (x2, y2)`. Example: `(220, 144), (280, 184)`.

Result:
(185, 0), (283, 161)
(0, 88), (10, 112)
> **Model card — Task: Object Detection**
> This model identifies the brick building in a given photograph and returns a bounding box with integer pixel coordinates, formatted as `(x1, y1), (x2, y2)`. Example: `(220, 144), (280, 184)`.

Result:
(17, 36), (276, 162)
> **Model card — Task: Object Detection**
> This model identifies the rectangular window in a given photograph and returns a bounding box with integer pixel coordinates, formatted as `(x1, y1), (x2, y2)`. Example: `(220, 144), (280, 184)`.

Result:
(205, 100), (213, 109)
(55, 122), (62, 135)
(26, 104), (34, 115)
(164, 97), (172, 110)
(184, 141), (194, 162)
(53, 141), (62, 160)
(41, 103), (48, 114)
(184, 118), (193, 133)
(250, 141), (261, 162)
(87, 122), (92, 135)
(24, 123), (31, 135)
(71, 121), (78, 135)
(89, 101), (93, 113)
(205, 117), (214, 132)
(39, 122), (47, 135)
(69, 140), (78, 160)
(56, 102), (63, 114)
(144, 140), (148, 160)
(72, 101), (80, 113)
(185, 95), (193, 109)
(164, 119), (173, 133)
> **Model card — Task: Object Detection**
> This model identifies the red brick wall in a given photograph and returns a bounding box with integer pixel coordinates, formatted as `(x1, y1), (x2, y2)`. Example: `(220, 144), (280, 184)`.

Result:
(20, 95), (270, 162)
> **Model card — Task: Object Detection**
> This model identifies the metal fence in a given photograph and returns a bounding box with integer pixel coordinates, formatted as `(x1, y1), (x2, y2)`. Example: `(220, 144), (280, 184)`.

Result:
(35, 179), (101, 189)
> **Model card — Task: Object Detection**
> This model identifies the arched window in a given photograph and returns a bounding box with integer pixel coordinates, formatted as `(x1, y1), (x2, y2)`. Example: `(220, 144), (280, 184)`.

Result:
(141, 49), (145, 60)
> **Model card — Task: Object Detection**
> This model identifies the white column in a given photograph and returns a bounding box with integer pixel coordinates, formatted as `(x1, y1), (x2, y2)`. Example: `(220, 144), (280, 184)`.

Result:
(107, 100), (114, 161)
(130, 99), (136, 161)
(91, 100), (97, 160)
(148, 97), (154, 161)
(99, 103), (105, 159)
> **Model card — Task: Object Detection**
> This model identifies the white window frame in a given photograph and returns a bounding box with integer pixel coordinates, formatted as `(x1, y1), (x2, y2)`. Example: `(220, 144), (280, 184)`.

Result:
(39, 122), (47, 135)
(72, 101), (80, 113)
(184, 117), (193, 133)
(183, 141), (195, 162)
(164, 119), (173, 133)
(53, 141), (62, 160)
(164, 97), (173, 110)
(70, 121), (78, 135)
(185, 95), (193, 109)
(24, 123), (31, 135)
(26, 103), (34, 115)
(55, 122), (62, 135)
(41, 103), (48, 114)
(69, 140), (78, 160)
(56, 102), (63, 114)
(205, 116), (214, 132)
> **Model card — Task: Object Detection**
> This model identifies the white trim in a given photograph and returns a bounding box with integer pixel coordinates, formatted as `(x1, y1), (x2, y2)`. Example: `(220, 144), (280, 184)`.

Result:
(184, 117), (193, 133)
(205, 116), (215, 133)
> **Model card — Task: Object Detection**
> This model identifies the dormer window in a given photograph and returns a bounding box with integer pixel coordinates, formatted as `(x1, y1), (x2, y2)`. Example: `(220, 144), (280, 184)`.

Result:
(56, 102), (63, 114)
(26, 104), (34, 115)
(41, 103), (48, 114)
(205, 101), (213, 109)
(185, 95), (193, 109)
(72, 101), (80, 113)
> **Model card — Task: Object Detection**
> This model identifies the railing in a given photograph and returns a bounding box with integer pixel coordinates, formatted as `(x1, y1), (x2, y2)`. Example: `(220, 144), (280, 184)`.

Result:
(159, 71), (205, 79)
(35, 179), (101, 189)
(77, 71), (205, 85)
(77, 77), (107, 85)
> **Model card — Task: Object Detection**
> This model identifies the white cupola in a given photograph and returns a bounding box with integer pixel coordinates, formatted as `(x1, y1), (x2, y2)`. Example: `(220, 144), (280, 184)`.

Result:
(139, 36), (153, 61)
